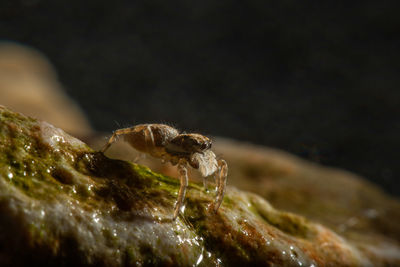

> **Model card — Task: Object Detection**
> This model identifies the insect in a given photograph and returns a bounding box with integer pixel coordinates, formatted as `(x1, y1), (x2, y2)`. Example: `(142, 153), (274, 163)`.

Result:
(101, 124), (228, 220)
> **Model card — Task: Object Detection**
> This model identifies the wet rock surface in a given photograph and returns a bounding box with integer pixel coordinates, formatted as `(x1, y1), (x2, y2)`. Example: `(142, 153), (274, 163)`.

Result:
(1, 106), (400, 266)
(93, 134), (400, 259)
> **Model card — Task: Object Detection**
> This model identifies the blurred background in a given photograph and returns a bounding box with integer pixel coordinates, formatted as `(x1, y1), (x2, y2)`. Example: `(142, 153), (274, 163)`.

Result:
(0, 1), (399, 196)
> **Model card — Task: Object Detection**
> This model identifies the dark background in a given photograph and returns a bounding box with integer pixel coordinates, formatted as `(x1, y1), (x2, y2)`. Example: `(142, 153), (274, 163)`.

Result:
(1, 1), (399, 196)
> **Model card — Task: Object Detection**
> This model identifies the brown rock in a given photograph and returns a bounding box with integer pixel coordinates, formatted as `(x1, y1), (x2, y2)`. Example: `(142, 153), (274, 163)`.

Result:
(90, 132), (400, 266)
(0, 42), (92, 137)
(1, 106), (397, 266)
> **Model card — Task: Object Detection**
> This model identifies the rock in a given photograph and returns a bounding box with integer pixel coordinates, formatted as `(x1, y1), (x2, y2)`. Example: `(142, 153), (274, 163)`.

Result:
(214, 139), (400, 265)
(91, 134), (400, 250)
(1, 106), (399, 266)
(0, 42), (92, 138)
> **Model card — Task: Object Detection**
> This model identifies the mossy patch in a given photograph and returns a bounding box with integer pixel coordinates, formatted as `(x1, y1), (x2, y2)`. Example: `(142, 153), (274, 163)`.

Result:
(249, 197), (316, 239)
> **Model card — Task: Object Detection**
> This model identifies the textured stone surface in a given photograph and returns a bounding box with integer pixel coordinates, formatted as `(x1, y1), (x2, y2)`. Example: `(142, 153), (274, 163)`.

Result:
(1, 106), (399, 266)
(93, 133), (400, 242)
(92, 134), (400, 266)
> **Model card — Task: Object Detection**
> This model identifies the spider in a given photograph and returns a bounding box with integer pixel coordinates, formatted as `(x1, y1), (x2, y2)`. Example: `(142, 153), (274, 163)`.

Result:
(101, 124), (228, 220)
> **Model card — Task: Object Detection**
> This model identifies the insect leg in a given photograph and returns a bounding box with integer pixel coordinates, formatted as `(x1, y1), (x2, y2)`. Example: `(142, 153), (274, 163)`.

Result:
(214, 170), (221, 193)
(143, 125), (156, 154)
(213, 159), (228, 213)
(203, 177), (209, 192)
(133, 153), (146, 163)
(101, 127), (135, 153)
(173, 162), (188, 220)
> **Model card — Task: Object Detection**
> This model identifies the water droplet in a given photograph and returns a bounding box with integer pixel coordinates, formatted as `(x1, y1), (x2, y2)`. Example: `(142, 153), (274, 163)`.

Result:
(177, 235), (183, 244)
(195, 247), (204, 266)
(24, 144), (31, 151)
(180, 204), (186, 213)
(92, 213), (100, 223)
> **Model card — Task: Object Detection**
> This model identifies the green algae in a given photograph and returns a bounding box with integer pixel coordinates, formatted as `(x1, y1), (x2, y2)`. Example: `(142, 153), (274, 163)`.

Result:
(4, 156), (64, 199)
(221, 195), (235, 209)
(248, 196), (315, 239)
(1, 109), (87, 200)
(2, 107), (205, 213)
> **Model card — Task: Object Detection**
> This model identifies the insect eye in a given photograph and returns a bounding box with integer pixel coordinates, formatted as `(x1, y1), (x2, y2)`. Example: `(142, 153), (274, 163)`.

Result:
(200, 142), (211, 150)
